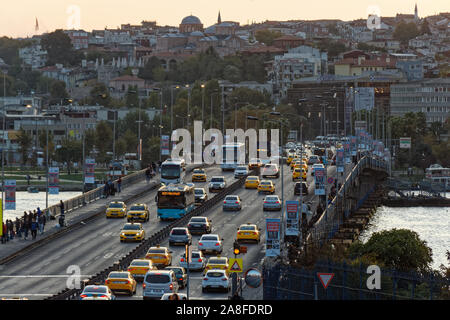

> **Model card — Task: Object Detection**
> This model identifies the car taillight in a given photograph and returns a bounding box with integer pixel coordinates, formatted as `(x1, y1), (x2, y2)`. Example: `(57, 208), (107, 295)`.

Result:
(235, 201), (239, 204)
(181, 258), (185, 262)
(203, 277), (208, 281)
(128, 268), (133, 272)
(222, 277), (228, 281)
(198, 258), (202, 262)
(198, 242), (203, 246)
(264, 201), (268, 203)
(179, 278), (183, 281)
(105, 280), (109, 284)
(143, 283), (146, 289)
(276, 201), (280, 204)
(169, 283), (173, 291)
(215, 242), (220, 246)
(99, 295), (107, 298)
(80, 294), (87, 298)
(224, 201), (226, 204)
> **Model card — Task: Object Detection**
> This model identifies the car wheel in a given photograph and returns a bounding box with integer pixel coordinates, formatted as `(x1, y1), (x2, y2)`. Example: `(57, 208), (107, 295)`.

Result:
(202, 287), (207, 293)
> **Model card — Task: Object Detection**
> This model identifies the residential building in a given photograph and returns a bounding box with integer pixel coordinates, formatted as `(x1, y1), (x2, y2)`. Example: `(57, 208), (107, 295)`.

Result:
(18, 44), (48, 69)
(64, 30), (89, 49)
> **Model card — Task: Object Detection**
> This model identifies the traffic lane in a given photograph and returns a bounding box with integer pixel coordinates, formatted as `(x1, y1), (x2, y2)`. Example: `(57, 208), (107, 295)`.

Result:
(116, 163), (297, 300)
(0, 165), (234, 299)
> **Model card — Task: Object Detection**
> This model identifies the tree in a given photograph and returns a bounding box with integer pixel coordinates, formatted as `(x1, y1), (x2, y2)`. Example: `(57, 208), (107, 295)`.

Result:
(348, 229), (433, 273)
(138, 56), (163, 81)
(254, 29), (282, 46)
(89, 82), (112, 107)
(84, 128), (96, 156)
(54, 138), (82, 174)
(0, 72), (15, 96)
(420, 19), (431, 35)
(125, 85), (140, 108)
(95, 121), (113, 163)
(16, 128), (32, 166)
(38, 130), (55, 165)
(115, 138), (127, 159)
(50, 81), (69, 102)
(41, 30), (81, 66)
(393, 22), (420, 45)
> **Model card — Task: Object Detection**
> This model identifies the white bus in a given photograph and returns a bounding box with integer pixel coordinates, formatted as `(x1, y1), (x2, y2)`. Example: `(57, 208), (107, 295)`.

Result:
(161, 159), (185, 185)
(221, 143), (245, 171)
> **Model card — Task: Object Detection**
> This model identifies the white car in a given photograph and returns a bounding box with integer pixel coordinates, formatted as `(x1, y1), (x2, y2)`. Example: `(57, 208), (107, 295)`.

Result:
(234, 166), (249, 178)
(179, 250), (206, 271)
(202, 269), (231, 293)
(198, 234), (223, 254)
(262, 163), (280, 178)
(80, 285), (115, 300)
(209, 176), (226, 192)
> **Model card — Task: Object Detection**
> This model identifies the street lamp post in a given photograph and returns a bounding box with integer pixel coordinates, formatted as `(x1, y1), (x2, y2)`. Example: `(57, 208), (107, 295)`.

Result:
(185, 84), (191, 127)
(201, 84), (205, 125)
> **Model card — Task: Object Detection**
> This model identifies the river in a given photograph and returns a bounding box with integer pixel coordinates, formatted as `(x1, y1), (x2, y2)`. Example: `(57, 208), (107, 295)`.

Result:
(360, 203), (450, 271)
(2, 191), (82, 221)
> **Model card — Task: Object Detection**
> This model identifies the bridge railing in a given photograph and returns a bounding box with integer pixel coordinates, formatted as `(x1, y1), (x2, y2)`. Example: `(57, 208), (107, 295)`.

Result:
(309, 156), (387, 244)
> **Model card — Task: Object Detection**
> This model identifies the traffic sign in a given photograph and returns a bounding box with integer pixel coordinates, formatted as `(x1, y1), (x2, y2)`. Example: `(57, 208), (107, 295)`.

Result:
(317, 273), (334, 289)
(228, 258), (243, 273)
(327, 177), (334, 184)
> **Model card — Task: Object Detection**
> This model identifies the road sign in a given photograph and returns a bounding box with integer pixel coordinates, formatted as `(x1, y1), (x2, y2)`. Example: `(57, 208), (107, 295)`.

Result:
(228, 258), (243, 273)
(317, 273), (334, 289)
(399, 137), (411, 149)
(327, 177), (334, 184)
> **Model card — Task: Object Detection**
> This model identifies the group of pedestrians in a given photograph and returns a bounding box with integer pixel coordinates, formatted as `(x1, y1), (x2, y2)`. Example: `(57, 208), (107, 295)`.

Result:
(103, 177), (122, 198)
(1, 207), (47, 244)
(145, 162), (158, 183)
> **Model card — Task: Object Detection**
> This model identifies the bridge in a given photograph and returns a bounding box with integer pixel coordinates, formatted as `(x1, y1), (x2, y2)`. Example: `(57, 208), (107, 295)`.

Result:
(0, 150), (394, 300)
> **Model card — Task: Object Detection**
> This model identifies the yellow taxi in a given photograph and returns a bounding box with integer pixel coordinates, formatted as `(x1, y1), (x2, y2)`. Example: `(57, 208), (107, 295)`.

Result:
(204, 256), (229, 275)
(248, 158), (263, 170)
(293, 167), (307, 181)
(236, 224), (260, 243)
(245, 176), (260, 189)
(286, 153), (297, 164)
(104, 271), (137, 296)
(127, 203), (149, 222)
(290, 158), (301, 169)
(192, 168), (207, 182)
(106, 201), (127, 218)
(120, 223), (145, 242)
(293, 161), (308, 172)
(258, 180), (275, 194)
(145, 246), (173, 268)
(127, 259), (156, 281)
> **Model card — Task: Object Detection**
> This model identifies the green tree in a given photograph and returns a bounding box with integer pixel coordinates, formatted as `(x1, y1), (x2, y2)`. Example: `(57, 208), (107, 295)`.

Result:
(254, 29), (282, 46)
(84, 128), (96, 156)
(38, 130), (55, 165)
(16, 128), (33, 166)
(54, 138), (82, 174)
(348, 229), (433, 273)
(95, 121), (113, 163)
(115, 137), (127, 159)
(138, 56), (162, 81)
(125, 85), (140, 108)
(41, 30), (82, 66)
(50, 80), (69, 102)
(393, 22), (420, 45)
(0, 72), (15, 96)
(89, 82), (112, 107)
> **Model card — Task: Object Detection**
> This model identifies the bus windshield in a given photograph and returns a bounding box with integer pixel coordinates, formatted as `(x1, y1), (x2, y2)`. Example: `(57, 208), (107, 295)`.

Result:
(161, 164), (181, 179)
(157, 192), (186, 209)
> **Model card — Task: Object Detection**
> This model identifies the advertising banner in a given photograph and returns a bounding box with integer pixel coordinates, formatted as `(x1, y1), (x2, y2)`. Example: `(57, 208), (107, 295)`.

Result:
(161, 135), (170, 155)
(343, 140), (351, 164)
(265, 218), (281, 257)
(84, 158), (95, 184)
(5, 180), (16, 210)
(49, 167), (59, 195)
(336, 148), (344, 173)
(0, 201), (2, 236)
(314, 166), (326, 195)
(350, 136), (357, 156)
(285, 201), (299, 237)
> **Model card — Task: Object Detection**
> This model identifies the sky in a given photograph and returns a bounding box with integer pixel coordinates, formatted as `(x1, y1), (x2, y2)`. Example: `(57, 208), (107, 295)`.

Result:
(0, 0), (448, 38)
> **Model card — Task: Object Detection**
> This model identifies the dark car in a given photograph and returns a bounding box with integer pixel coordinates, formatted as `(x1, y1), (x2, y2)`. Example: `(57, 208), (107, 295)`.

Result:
(194, 188), (208, 205)
(294, 181), (308, 196)
(165, 266), (187, 289)
(187, 216), (212, 235)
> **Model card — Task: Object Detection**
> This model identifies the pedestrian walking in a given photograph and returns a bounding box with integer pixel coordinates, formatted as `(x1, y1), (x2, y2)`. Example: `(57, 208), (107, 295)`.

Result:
(23, 216), (30, 240)
(15, 218), (21, 239)
(37, 207), (42, 217)
(8, 220), (14, 240)
(59, 200), (65, 216)
(31, 219), (38, 240)
(38, 213), (45, 235)
(145, 167), (151, 183)
(1, 222), (6, 244)
(117, 177), (122, 193)
(104, 182), (109, 198)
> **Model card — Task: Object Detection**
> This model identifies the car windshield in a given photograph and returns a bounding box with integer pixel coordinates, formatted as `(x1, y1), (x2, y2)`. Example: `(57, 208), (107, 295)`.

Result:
(161, 164), (181, 179)
(206, 271), (225, 277)
(149, 249), (166, 254)
(195, 189), (205, 194)
(166, 267), (182, 275)
(108, 272), (128, 279)
(131, 260), (149, 267)
(266, 196), (279, 201)
(261, 181), (271, 185)
(130, 206), (145, 211)
(145, 274), (171, 283)
(123, 224), (140, 230)
(190, 217), (206, 223)
(247, 176), (258, 180)
(240, 225), (256, 231)
(109, 203), (123, 208)
(211, 178), (224, 182)
(83, 286), (107, 294)
(201, 236), (218, 241)
(208, 258), (226, 265)
(171, 229), (187, 235)
(236, 167), (247, 171)
(225, 196), (238, 200)
(193, 169), (204, 174)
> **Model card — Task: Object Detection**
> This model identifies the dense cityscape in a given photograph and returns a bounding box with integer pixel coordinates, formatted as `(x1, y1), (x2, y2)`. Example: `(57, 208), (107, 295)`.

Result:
(0, 1), (449, 309)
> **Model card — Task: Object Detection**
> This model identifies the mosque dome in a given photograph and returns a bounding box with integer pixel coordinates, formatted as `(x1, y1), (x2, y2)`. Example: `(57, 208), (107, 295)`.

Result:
(181, 15), (202, 25)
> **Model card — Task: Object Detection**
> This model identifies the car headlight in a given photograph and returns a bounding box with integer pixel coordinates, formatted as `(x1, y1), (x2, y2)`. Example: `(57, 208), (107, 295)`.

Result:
(220, 183), (225, 187)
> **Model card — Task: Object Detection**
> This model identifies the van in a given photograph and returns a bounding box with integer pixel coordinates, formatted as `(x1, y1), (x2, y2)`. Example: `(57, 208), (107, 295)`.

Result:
(142, 270), (179, 300)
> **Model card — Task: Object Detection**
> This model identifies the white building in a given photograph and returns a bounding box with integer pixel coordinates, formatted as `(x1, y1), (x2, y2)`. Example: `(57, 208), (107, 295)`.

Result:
(19, 44), (47, 69)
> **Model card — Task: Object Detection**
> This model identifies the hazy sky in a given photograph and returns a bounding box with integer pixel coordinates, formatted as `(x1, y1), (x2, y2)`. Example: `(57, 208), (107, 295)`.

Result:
(1, 0), (448, 38)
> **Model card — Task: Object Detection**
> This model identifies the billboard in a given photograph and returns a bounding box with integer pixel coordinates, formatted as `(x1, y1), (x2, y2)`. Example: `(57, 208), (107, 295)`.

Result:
(336, 148), (344, 173)
(285, 201), (299, 237)
(84, 158), (95, 184)
(5, 180), (16, 210)
(343, 140), (351, 164)
(354, 87), (374, 111)
(265, 218), (281, 257)
(314, 166), (326, 195)
(350, 136), (357, 156)
(49, 167), (59, 195)
(400, 137), (411, 149)
(161, 135), (170, 155)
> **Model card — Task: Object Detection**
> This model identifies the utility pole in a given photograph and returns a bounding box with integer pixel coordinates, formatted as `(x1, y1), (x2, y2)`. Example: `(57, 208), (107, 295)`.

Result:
(201, 84), (205, 125)
(221, 85), (225, 132)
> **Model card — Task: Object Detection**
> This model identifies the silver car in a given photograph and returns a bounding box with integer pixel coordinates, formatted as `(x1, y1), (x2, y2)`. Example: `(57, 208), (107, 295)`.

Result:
(179, 250), (206, 271)
(169, 227), (192, 246)
(198, 234), (223, 254)
(202, 269), (231, 293)
(209, 176), (226, 193)
(234, 166), (249, 178)
(142, 270), (179, 300)
(263, 195), (282, 211)
(223, 195), (242, 211)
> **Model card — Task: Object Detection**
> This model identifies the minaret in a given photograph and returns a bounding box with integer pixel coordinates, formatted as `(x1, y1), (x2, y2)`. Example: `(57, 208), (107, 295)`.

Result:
(414, 3), (418, 22)
(218, 11), (222, 24)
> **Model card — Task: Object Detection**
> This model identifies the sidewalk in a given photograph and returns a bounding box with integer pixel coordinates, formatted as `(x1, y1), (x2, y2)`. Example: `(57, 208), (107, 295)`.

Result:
(0, 175), (160, 264)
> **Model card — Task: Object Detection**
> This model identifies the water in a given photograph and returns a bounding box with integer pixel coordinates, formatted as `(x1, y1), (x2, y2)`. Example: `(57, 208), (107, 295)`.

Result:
(360, 205), (450, 271)
(2, 191), (82, 220)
